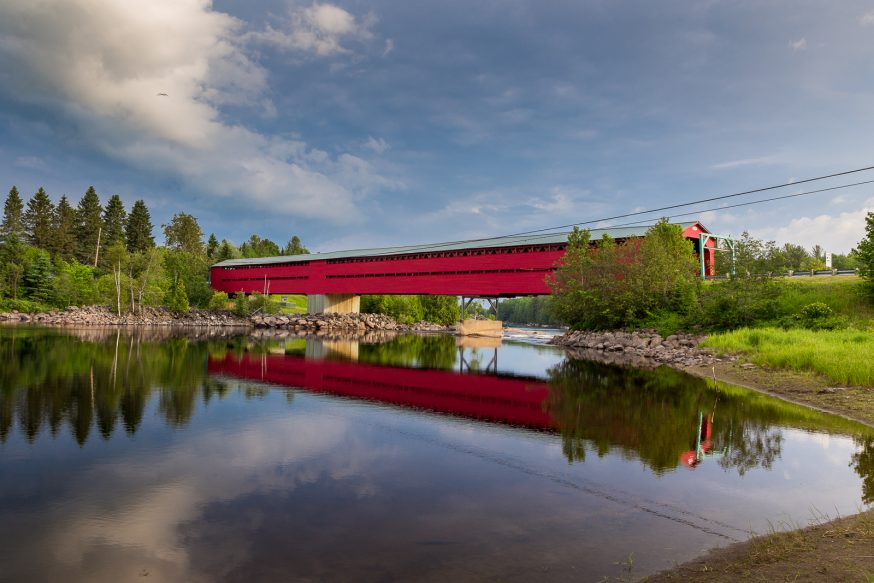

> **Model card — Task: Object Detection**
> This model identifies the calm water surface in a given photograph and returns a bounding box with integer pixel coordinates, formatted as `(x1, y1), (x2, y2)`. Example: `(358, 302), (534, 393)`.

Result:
(1, 326), (873, 582)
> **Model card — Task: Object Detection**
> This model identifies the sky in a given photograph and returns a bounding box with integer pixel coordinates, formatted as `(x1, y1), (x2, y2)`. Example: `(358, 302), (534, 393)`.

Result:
(1, 0), (874, 253)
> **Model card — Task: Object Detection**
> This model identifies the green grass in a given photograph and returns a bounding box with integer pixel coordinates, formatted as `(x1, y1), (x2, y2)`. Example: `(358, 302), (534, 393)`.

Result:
(273, 294), (307, 314)
(704, 327), (874, 386)
(773, 276), (874, 325)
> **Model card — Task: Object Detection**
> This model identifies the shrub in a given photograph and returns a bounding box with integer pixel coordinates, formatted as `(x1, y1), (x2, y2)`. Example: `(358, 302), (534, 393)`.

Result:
(250, 292), (280, 314)
(233, 293), (251, 316)
(208, 291), (230, 311)
(799, 302), (832, 320)
(692, 276), (786, 330)
(783, 302), (849, 331)
(0, 298), (50, 313)
(639, 310), (685, 337)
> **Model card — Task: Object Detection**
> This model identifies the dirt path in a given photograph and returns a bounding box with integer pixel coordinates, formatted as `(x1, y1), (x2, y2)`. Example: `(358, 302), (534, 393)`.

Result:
(643, 359), (874, 582)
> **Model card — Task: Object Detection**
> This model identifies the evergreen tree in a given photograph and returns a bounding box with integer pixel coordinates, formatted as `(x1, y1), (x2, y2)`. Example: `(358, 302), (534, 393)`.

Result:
(214, 239), (241, 262)
(22, 252), (55, 304)
(102, 194), (127, 246)
(76, 186), (103, 265)
(283, 235), (310, 255)
(206, 233), (219, 259)
(23, 187), (55, 250)
(163, 213), (204, 255)
(52, 196), (78, 261)
(125, 199), (155, 253)
(1, 185), (25, 242)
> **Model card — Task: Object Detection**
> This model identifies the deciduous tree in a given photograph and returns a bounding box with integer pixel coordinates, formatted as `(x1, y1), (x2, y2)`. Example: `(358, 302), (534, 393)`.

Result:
(549, 220), (697, 330)
(163, 213), (204, 255)
(629, 219), (699, 315)
(856, 212), (874, 291)
(420, 295), (459, 325)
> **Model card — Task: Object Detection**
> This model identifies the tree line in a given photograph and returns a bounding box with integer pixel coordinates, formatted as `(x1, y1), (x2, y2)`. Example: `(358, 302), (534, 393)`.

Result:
(720, 232), (859, 275)
(0, 184), (308, 313)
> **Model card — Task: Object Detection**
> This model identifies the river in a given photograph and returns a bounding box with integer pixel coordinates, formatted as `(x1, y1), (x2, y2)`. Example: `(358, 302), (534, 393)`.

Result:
(1, 326), (872, 582)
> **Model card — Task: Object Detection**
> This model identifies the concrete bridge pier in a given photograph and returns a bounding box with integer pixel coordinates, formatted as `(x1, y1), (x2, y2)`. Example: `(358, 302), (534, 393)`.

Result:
(305, 338), (360, 361)
(307, 294), (360, 314)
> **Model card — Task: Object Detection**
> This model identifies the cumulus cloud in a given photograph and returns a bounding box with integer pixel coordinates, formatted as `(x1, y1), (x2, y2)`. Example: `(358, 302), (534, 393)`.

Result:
(0, 0), (391, 222)
(247, 2), (375, 57)
(861, 11), (874, 26)
(766, 199), (874, 253)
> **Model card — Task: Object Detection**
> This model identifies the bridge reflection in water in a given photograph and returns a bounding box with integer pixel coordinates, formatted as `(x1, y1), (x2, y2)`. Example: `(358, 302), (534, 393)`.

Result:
(207, 335), (874, 480)
(208, 337), (555, 431)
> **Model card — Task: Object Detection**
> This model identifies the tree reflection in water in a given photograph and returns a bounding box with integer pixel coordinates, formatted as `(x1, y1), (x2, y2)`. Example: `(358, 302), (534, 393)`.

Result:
(545, 358), (873, 480)
(0, 327), (254, 443)
(2, 326), (874, 496)
(852, 437), (874, 504)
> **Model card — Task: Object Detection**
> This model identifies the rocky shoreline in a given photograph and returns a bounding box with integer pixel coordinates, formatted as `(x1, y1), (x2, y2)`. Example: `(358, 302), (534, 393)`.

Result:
(2, 306), (730, 369)
(550, 328), (736, 368)
(250, 312), (449, 334)
(0, 305), (451, 334)
(0, 305), (251, 327)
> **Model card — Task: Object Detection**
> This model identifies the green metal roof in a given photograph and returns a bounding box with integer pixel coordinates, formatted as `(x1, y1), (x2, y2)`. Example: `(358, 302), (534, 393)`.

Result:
(212, 222), (704, 267)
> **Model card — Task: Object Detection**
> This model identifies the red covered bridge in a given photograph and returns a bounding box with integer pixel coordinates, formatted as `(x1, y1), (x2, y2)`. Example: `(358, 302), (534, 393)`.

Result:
(210, 222), (714, 313)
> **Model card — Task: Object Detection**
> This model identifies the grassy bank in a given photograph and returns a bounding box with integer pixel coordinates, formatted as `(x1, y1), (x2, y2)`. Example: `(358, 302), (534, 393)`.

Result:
(704, 327), (874, 386)
(770, 275), (874, 326)
(646, 509), (874, 582)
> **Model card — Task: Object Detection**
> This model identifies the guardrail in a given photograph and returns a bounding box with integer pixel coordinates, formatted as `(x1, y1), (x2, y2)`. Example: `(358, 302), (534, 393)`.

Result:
(705, 269), (859, 280)
(789, 269), (858, 277)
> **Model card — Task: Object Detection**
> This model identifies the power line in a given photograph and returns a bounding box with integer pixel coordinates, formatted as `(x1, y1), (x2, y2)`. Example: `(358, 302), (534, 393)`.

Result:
(587, 178), (874, 233)
(351, 166), (874, 256)
(489, 163), (874, 238)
